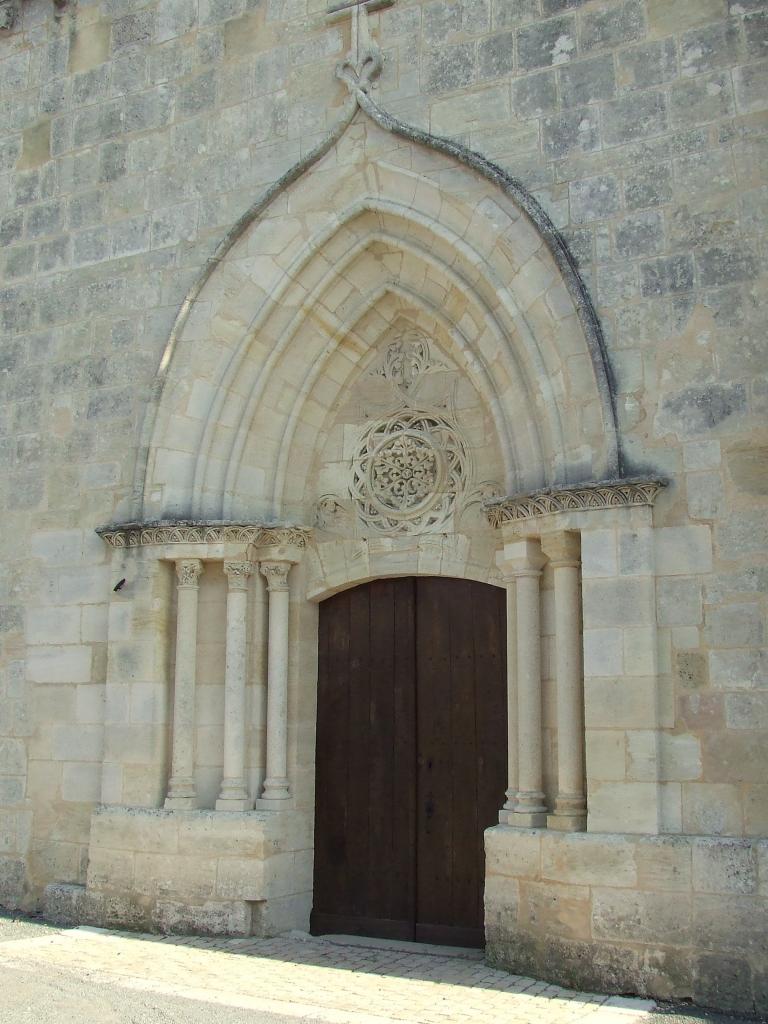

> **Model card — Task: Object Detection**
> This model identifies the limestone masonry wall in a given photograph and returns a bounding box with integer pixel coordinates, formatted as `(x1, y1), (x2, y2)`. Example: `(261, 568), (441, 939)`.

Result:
(0, 0), (766, 1009)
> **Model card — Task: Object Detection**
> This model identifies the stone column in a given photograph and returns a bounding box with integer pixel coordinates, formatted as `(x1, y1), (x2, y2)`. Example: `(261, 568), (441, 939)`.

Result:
(216, 561), (253, 811)
(507, 538), (547, 827)
(542, 532), (587, 831)
(165, 558), (203, 809)
(257, 560), (293, 806)
(496, 553), (518, 824)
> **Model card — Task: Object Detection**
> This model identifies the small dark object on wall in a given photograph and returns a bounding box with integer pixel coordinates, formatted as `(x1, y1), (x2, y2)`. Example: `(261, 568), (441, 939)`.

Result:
(113, 578), (126, 592)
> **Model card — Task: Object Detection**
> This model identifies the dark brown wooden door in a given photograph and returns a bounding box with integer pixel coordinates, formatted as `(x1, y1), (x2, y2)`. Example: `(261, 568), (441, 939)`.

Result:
(311, 577), (506, 947)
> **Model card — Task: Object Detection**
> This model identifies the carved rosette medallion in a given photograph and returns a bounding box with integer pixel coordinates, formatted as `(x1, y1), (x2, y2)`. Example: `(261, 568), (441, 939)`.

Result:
(350, 410), (470, 534)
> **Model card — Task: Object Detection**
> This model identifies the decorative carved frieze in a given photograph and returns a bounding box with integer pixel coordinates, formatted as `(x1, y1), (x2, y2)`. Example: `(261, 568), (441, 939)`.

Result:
(485, 479), (666, 527)
(97, 522), (311, 549)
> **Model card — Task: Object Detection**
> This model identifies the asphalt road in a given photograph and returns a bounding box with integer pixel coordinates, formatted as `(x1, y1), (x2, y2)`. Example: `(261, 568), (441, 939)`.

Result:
(0, 912), (326, 1024)
(0, 911), (763, 1024)
(0, 957), (332, 1024)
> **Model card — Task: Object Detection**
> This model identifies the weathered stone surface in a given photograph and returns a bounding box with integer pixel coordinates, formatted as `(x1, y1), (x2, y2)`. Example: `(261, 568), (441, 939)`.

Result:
(511, 68), (557, 117)
(657, 384), (747, 437)
(569, 174), (620, 222)
(602, 90), (668, 146)
(542, 107), (600, 158)
(579, 0), (645, 53)
(518, 15), (577, 71)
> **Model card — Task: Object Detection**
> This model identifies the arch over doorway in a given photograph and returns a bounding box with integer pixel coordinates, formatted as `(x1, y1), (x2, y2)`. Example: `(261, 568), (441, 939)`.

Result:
(133, 114), (619, 528)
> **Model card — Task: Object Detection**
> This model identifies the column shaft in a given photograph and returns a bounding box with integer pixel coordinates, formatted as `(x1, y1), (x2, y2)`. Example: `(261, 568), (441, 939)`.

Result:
(495, 561), (518, 824)
(546, 542), (587, 831)
(165, 559), (203, 809)
(257, 561), (292, 805)
(216, 561), (253, 811)
(514, 564), (547, 825)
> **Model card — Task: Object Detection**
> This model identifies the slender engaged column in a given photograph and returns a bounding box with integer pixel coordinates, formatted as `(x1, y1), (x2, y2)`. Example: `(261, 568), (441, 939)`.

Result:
(495, 552), (518, 824)
(216, 561), (253, 811)
(507, 538), (547, 827)
(165, 558), (203, 809)
(257, 560), (293, 805)
(543, 533), (587, 831)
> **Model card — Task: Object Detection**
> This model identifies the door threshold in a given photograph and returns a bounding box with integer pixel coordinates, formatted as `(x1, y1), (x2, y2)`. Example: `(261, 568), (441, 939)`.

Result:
(320, 933), (485, 960)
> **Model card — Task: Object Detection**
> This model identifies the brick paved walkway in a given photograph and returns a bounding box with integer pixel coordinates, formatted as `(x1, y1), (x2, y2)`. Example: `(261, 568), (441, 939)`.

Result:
(0, 927), (656, 1024)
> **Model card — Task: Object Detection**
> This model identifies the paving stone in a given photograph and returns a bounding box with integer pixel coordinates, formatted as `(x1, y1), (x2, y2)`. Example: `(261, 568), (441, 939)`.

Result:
(0, 928), (658, 1024)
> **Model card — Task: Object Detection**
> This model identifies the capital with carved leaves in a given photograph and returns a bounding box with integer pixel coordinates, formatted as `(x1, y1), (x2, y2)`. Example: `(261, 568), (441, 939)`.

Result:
(176, 559), (203, 588)
(260, 561), (291, 592)
(223, 560), (253, 590)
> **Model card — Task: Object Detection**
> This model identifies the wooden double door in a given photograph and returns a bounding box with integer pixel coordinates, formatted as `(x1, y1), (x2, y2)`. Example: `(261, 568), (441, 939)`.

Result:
(311, 577), (507, 947)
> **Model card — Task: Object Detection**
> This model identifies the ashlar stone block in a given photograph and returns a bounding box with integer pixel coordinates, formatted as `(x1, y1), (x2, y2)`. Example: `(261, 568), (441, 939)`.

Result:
(593, 888), (692, 945)
(518, 15), (577, 71)
(693, 838), (758, 895)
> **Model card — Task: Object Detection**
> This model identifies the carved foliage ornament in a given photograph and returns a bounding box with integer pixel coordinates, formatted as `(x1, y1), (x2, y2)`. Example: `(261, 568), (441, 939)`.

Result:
(350, 409), (471, 534)
(260, 561), (291, 592)
(485, 479), (667, 527)
(97, 523), (311, 549)
(372, 329), (446, 399)
(223, 561), (253, 588)
(176, 559), (203, 587)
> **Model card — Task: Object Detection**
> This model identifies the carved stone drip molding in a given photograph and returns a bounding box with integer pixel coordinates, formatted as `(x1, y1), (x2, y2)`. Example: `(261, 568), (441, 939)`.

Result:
(485, 478), (666, 528)
(96, 521), (312, 549)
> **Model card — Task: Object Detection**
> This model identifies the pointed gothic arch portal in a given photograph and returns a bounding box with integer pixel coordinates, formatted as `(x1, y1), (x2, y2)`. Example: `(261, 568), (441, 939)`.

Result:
(312, 575), (507, 947)
(129, 97), (622, 948)
(138, 114), (618, 527)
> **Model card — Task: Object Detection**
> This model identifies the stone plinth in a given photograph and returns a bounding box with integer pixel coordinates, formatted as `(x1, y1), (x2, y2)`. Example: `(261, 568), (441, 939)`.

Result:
(44, 806), (313, 937)
(485, 826), (768, 1015)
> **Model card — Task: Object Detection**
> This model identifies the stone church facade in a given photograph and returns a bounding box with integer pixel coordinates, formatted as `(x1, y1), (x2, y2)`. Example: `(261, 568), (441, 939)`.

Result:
(0, 0), (766, 1012)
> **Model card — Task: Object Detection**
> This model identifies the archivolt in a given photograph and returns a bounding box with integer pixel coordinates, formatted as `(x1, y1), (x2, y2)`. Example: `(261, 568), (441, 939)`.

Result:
(136, 111), (619, 524)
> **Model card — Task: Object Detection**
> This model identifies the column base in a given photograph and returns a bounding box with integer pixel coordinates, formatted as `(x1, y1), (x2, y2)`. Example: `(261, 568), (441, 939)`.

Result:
(164, 795), (198, 810)
(165, 778), (197, 809)
(260, 777), (290, 802)
(547, 811), (587, 832)
(215, 796), (252, 811)
(508, 810), (547, 827)
(216, 779), (250, 811)
(254, 796), (292, 811)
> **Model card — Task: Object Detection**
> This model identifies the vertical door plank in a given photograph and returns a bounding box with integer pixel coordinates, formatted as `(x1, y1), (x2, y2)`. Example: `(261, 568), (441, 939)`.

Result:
(448, 578), (480, 934)
(345, 583), (371, 919)
(392, 577), (416, 933)
(415, 577), (454, 935)
(312, 589), (351, 924)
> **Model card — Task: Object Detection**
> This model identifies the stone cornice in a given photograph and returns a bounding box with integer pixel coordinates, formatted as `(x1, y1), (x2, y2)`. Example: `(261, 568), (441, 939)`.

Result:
(485, 479), (666, 528)
(96, 521), (311, 549)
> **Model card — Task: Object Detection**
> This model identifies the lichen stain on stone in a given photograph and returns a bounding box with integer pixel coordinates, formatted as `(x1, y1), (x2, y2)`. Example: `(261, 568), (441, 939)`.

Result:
(659, 384), (747, 437)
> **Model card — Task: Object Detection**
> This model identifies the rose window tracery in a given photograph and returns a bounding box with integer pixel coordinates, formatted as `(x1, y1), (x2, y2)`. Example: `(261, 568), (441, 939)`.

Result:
(350, 410), (471, 534)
